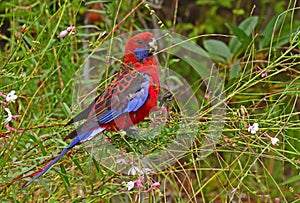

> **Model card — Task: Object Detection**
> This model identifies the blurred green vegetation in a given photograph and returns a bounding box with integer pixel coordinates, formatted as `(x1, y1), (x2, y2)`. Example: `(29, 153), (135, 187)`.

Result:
(0, 0), (299, 202)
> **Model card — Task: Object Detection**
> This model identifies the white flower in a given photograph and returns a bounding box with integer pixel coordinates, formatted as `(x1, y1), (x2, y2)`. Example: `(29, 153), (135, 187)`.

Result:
(253, 123), (259, 130)
(264, 133), (280, 146)
(6, 90), (18, 102)
(248, 123), (259, 134)
(4, 108), (12, 123)
(128, 166), (142, 175)
(270, 137), (279, 146)
(123, 181), (135, 191)
(143, 167), (152, 174)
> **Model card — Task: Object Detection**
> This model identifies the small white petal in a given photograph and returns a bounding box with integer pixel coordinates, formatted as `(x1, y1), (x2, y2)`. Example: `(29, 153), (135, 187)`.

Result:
(143, 167), (152, 174)
(128, 168), (135, 175)
(6, 90), (18, 102)
(5, 117), (11, 123)
(4, 108), (12, 123)
(248, 123), (259, 134)
(128, 166), (142, 175)
(4, 108), (12, 116)
(253, 123), (259, 131)
(134, 166), (142, 174)
(127, 181), (135, 190)
(271, 137), (279, 146)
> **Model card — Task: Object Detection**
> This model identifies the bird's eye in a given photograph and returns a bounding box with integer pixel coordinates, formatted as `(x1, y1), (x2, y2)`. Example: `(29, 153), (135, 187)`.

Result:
(136, 39), (144, 44)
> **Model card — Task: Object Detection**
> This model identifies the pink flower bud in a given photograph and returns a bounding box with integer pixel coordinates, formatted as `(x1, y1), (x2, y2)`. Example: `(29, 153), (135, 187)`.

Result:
(205, 92), (211, 99)
(274, 197), (280, 203)
(59, 30), (68, 38)
(152, 182), (160, 188)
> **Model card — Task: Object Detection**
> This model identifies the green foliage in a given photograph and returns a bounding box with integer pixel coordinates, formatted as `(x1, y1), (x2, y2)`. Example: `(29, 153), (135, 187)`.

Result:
(204, 39), (231, 63)
(1, 0), (300, 202)
(227, 16), (258, 55)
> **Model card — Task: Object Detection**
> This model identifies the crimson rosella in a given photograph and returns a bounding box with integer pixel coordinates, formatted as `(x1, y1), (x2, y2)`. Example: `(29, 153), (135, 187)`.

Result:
(23, 32), (160, 188)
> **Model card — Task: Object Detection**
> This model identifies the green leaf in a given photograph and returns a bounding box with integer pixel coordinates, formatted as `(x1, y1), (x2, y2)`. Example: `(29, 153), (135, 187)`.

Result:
(276, 33), (291, 47)
(60, 164), (70, 186)
(239, 16), (259, 35)
(85, 0), (112, 5)
(61, 102), (72, 117)
(280, 175), (300, 185)
(204, 39), (232, 63)
(71, 157), (84, 173)
(226, 24), (251, 43)
(207, 54), (228, 63)
(259, 14), (284, 49)
(226, 23), (252, 55)
(92, 157), (101, 173)
(170, 37), (208, 57)
(168, 37), (211, 79)
(228, 16), (258, 55)
(229, 59), (241, 79)
(87, 9), (106, 14)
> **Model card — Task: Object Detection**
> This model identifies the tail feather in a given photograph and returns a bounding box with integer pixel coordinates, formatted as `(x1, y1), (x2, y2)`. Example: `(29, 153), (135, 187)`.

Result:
(63, 129), (78, 141)
(22, 126), (106, 189)
(22, 137), (80, 189)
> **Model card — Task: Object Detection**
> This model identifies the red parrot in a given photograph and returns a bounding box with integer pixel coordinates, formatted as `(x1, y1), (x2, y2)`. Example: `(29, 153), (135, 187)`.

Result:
(23, 32), (159, 188)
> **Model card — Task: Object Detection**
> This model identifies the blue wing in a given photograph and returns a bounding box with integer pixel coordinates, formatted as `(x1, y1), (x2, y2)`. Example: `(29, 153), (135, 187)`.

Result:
(96, 72), (150, 123)
(64, 70), (150, 141)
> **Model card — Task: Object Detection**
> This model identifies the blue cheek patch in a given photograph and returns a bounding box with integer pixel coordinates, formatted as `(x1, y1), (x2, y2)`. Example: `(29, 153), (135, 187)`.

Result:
(134, 46), (150, 61)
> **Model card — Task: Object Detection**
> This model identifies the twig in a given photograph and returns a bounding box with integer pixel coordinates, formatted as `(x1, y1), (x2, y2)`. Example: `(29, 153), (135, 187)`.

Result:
(0, 123), (66, 137)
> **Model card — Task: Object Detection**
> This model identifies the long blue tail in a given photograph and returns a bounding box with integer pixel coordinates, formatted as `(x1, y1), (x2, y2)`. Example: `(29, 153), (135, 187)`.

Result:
(22, 124), (105, 189)
(22, 137), (81, 189)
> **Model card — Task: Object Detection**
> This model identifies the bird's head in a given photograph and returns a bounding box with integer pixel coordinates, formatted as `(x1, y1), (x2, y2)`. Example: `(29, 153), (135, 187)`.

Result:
(124, 32), (157, 62)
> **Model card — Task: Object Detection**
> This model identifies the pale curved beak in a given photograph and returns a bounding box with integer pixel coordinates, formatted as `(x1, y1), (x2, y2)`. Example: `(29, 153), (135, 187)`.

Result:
(148, 38), (157, 54)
